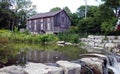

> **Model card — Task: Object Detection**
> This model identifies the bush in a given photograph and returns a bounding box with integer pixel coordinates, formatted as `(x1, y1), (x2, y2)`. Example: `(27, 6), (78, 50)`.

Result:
(58, 30), (80, 43)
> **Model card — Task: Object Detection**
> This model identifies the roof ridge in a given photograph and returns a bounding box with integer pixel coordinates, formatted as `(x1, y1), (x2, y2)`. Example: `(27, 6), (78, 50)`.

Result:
(28, 10), (63, 20)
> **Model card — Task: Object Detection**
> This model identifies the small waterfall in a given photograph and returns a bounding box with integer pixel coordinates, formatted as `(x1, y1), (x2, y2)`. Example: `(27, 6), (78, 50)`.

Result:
(107, 55), (120, 74)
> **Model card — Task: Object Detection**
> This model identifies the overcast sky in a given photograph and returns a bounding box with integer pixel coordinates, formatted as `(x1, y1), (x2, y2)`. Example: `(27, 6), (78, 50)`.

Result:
(31, 0), (102, 13)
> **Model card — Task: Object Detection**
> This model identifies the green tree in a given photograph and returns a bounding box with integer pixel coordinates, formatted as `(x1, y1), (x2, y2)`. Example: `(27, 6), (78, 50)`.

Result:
(77, 5), (91, 18)
(50, 7), (61, 12)
(101, 0), (120, 16)
(12, 0), (37, 27)
(70, 13), (79, 26)
(77, 6), (102, 35)
(0, 0), (36, 30)
(99, 2), (118, 34)
(101, 17), (117, 35)
(63, 6), (72, 16)
(0, 1), (17, 30)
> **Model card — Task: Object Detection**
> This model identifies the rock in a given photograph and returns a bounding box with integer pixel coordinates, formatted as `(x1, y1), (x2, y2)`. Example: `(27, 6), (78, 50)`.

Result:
(0, 65), (28, 74)
(93, 47), (103, 50)
(57, 44), (64, 46)
(57, 41), (65, 44)
(56, 61), (81, 74)
(45, 63), (59, 67)
(88, 35), (94, 39)
(118, 36), (120, 40)
(94, 36), (105, 40)
(108, 68), (114, 74)
(107, 36), (116, 40)
(112, 40), (120, 43)
(80, 38), (87, 42)
(0, 72), (8, 74)
(94, 39), (102, 43)
(105, 42), (116, 49)
(88, 42), (94, 47)
(81, 57), (104, 74)
(71, 59), (94, 74)
(65, 42), (72, 45)
(80, 53), (107, 59)
(24, 62), (63, 74)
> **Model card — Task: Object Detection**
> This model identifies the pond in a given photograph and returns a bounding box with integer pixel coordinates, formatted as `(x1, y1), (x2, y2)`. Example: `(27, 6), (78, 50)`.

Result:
(0, 42), (89, 67)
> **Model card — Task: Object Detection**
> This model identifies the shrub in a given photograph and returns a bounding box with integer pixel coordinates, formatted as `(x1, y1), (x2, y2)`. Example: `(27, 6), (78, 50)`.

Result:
(0, 30), (59, 44)
(58, 30), (80, 43)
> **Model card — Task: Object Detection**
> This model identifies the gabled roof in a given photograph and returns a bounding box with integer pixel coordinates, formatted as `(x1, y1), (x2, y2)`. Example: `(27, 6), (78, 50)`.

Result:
(28, 10), (63, 20)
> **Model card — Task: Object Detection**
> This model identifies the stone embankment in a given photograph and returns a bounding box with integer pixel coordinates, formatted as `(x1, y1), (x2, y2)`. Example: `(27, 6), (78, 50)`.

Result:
(80, 35), (120, 54)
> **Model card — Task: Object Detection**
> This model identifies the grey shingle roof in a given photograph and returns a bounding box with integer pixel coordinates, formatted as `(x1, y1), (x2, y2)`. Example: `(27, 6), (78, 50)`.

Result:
(28, 10), (63, 20)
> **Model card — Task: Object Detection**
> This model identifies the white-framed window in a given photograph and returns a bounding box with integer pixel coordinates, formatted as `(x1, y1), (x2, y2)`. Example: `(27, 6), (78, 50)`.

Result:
(47, 23), (50, 31)
(41, 19), (43, 22)
(34, 20), (37, 31)
(41, 23), (43, 30)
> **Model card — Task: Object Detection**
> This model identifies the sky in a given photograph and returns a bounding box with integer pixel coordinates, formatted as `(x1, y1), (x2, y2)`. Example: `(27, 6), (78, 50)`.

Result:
(31, 0), (102, 13)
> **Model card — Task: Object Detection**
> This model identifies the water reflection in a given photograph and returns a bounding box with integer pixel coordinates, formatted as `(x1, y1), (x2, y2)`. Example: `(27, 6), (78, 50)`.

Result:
(26, 50), (69, 63)
(0, 42), (87, 67)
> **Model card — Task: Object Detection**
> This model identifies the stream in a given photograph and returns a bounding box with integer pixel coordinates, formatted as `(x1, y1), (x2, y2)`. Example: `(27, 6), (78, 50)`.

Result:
(0, 42), (120, 74)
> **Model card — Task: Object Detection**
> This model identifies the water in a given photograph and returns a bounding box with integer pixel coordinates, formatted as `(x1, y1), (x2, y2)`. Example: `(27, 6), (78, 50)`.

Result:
(0, 42), (87, 67)
(107, 55), (120, 74)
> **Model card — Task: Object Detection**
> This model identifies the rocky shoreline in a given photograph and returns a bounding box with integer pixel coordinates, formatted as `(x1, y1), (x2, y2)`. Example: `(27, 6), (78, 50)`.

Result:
(0, 53), (119, 74)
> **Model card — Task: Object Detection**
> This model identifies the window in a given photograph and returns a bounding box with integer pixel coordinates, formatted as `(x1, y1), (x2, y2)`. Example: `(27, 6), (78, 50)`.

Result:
(47, 23), (50, 31)
(41, 23), (43, 30)
(34, 20), (37, 31)
(41, 19), (43, 22)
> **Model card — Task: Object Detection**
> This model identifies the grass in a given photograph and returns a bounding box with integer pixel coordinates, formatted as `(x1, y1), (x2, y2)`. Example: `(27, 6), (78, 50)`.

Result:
(0, 29), (58, 44)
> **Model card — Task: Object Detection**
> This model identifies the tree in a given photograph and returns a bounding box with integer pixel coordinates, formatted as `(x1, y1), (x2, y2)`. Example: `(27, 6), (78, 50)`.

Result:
(0, 1), (17, 30)
(77, 5), (92, 18)
(101, 0), (120, 16)
(101, 17), (117, 35)
(63, 6), (72, 16)
(99, 2), (118, 34)
(77, 17), (101, 35)
(13, 0), (37, 27)
(77, 6), (102, 35)
(70, 13), (79, 26)
(0, 0), (36, 30)
(50, 7), (61, 12)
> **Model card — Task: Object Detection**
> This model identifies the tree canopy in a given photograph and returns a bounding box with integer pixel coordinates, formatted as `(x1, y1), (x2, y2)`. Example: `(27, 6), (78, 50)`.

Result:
(50, 7), (61, 12)
(0, 0), (37, 30)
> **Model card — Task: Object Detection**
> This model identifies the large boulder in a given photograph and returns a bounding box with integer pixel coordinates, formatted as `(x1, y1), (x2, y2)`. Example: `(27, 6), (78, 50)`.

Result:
(80, 54), (107, 74)
(81, 57), (104, 74)
(24, 62), (63, 74)
(105, 42), (116, 50)
(71, 59), (94, 74)
(0, 65), (28, 74)
(56, 61), (81, 74)
(80, 53), (107, 60)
